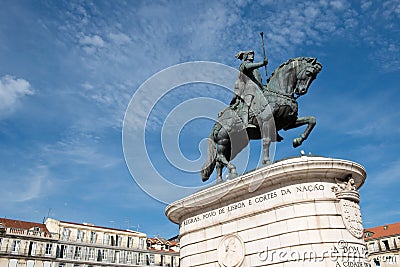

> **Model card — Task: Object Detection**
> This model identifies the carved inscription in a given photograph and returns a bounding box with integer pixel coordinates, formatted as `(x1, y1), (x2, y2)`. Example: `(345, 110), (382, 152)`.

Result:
(181, 183), (326, 227)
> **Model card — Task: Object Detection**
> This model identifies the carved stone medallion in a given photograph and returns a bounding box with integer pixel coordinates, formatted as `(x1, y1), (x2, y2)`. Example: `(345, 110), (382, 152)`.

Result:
(217, 234), (245, 267)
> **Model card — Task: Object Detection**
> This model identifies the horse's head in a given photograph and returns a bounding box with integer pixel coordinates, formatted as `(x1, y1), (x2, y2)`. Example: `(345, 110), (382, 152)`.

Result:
(265, 57), (322, 97)
(294, 58), (322, 97)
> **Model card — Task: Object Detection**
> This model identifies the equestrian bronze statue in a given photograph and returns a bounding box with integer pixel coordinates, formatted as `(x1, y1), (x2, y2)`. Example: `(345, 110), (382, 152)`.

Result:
(201, 53), (322, 183)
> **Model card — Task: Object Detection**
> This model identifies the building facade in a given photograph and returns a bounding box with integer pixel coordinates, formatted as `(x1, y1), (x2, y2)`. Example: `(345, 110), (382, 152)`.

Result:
(0, 218), (59, 267)
(0, 217), (179, 267)
(146, 237), (179, 267)
(365, 222), (400, 267)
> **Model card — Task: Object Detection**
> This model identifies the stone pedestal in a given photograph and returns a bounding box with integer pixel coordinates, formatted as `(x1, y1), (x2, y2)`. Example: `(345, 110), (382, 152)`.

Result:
(165, 156), (368, 267)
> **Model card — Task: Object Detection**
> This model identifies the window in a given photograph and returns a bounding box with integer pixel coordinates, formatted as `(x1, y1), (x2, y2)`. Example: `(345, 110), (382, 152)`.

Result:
(74, 247), (82, 259)
(88, 248), (95, 259)
(97, 249), (102, 262)
(127, 236), (133, 248)
(120, 250), (126, 263)
(77, 230), (84, 242)
(133, 252), (138, 264)
(68, 246), (75, 259)
(90, 231), (97, 244)
(139, 238), (145, 249)
(382, 240), (390, 250)
(45, 243), (53, 255)
(374, 258), (380, 267)
(62, 228), (70, 241)
(138, 253), (144, 265)
(386, 256), (395, 265)
(127, 251), (132, 263)
(102, 249), (108, 260)
(56, 245), (65, 258)
(365, 232), (373, 238)
(115, 251), (120, 263)
(103, 233), (109, 245)
(28, 241), (37, 256)
(172, 256), (176, 267)
(26, 260), (35, 267)
(116, 235), (122, 246)
(58, 264), (65, 267)
(149, 254), (155, 264)
(8, 259), (17, 267)
(11, 240), (21, 253)
(32, 227), (40, 236)
(369, 242), (376, 252)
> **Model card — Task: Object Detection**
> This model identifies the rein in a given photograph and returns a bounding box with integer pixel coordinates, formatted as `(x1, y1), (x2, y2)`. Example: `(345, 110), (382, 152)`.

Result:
(263, 87), (296, 102)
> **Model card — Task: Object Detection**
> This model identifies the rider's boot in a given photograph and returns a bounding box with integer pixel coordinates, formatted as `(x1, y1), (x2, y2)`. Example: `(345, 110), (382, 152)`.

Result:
(242, 106), (256, 128)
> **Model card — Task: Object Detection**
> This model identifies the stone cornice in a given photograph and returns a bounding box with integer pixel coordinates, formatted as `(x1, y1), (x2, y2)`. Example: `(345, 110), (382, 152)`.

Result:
(165, 156), (366, 224)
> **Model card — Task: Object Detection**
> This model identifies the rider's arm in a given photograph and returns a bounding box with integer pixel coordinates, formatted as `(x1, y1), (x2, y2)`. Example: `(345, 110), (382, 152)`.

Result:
(243, 59), (268, 71)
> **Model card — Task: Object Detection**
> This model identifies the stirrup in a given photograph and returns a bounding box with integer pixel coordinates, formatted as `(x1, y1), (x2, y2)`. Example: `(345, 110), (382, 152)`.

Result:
(245, 123), (257, 128)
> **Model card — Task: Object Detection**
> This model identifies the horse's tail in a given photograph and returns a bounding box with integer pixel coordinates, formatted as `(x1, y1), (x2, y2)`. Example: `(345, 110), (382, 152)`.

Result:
(200, 125), (218, 182)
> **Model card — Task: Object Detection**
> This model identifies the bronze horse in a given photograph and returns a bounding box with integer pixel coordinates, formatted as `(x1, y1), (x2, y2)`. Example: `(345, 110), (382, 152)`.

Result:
(201, 57), (322, 183)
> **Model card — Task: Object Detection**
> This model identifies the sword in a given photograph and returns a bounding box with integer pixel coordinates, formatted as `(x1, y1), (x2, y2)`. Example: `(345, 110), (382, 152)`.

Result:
(260, 32), (268, 76)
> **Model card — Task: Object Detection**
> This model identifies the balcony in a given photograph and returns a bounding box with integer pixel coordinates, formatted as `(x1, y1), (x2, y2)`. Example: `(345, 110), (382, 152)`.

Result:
(5, 228), (58, 239)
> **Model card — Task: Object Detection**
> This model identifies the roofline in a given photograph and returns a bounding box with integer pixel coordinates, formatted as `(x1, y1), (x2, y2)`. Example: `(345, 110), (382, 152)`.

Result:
(58, 220), (146, 236)
(0, 217), (51, 232)
(365, 234), (400, 241)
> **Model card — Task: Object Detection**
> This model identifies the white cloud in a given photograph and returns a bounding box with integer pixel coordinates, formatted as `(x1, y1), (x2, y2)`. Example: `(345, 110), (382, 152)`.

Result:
(81, 82), (94, 90)
(108, 32), (131, 45)
(0, 165), (50, 203)
(361, 1), (372, 11)
(79, 34), (105, 47)
(330, 0), (346, 10)
(0, 75), (33, 115)
(42, 133), (122, 169)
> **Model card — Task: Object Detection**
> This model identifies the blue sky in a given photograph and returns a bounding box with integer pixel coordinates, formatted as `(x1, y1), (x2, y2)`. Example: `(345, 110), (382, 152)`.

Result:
(0, 0), (399, 238)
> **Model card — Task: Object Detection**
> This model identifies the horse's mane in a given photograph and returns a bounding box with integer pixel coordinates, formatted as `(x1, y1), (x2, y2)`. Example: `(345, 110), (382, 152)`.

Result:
(266, 57), (317, 83)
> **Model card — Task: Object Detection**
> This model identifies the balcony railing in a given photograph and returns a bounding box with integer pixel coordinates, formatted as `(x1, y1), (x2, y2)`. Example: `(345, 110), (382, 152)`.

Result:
(5, 228), (58, 239)
(0, 247), (55, 258)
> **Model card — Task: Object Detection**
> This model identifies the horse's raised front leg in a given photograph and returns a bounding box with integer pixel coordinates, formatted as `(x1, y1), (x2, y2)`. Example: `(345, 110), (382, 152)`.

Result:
(289, 116), (316, 148)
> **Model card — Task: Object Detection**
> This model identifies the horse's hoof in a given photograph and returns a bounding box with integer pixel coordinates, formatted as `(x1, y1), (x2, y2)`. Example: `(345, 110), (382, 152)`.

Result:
(201, 176), (209, 182)
(229, 172), (238, 180)
(262, 160), (271, 165)
(293, 138), (302, 148)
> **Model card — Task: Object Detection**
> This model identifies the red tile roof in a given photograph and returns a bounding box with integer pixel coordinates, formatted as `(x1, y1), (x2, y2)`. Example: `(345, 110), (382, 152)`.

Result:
(147, 237), (180, 252)
(365, 222), (400, 241)
(147, 237), (179, 246)
(0, 218), (49, 233)
(169, 241), (179, 246)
